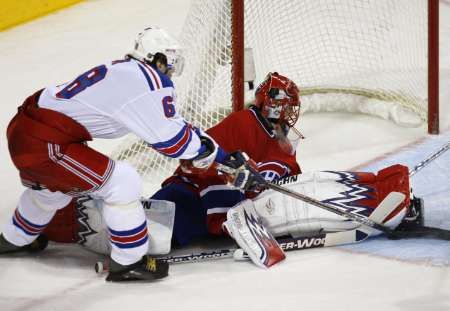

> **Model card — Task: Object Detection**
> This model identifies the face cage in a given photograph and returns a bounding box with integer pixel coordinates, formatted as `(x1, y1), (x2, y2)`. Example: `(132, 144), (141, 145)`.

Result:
(283, 105), (300, 128)
(264, 98), (300, 128)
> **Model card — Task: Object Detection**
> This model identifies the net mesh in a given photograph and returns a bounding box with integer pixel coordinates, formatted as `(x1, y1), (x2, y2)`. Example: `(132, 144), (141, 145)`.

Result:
(111, 0), (428, 183)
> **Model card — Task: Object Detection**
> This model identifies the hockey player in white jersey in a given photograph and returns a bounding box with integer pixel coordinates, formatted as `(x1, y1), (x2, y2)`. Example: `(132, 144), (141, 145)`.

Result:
(1, 27), (229, 282)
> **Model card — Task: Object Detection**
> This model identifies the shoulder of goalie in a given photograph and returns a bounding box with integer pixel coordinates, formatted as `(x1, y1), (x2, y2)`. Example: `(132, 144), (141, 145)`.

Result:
(223, 199), (286, 268)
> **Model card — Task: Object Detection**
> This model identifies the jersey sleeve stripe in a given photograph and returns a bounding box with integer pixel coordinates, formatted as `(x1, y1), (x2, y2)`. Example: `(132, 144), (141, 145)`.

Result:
(137, 64), (155, 91)
(144, 64), (162, 89)
(151, 124), (194, 158)
(144, 62), (174, 88)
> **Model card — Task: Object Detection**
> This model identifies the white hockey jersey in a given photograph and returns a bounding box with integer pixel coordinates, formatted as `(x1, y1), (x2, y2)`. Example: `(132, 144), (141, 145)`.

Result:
(38, 58), (201, 159)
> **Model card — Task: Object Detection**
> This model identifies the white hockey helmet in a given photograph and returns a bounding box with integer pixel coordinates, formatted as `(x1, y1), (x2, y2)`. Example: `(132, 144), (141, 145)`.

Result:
(129, 27), (184, 76)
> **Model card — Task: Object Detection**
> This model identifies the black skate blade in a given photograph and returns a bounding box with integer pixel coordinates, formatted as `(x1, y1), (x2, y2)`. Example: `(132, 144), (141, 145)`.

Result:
(26, 235), (49, 253)
(106, 268), (168, 282)
(388, 225), (450, 241)
(0, 234), (48, 255)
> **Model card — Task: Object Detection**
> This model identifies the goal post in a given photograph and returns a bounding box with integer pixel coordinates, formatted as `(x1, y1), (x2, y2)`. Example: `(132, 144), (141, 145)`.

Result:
(428, 0), (439, 134)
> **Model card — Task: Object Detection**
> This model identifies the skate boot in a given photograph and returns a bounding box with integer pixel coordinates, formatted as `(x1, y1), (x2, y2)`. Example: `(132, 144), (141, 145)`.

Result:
(106, 255), (169, 282)
(396, 195), (424, 232)
(0, 234), (48, 254)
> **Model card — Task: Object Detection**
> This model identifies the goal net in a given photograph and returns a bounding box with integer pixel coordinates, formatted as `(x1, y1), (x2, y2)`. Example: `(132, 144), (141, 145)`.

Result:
(112, 0), (438, 186)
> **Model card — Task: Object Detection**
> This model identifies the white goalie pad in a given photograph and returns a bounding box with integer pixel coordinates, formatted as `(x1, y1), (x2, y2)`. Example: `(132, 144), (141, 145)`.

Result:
(77, 198), (175, 255)
(252, 171), (406, 238)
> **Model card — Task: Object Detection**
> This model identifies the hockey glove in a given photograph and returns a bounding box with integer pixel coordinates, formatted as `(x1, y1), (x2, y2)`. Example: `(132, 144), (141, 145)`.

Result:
(180, 134), (219, 174)
(222, 151), (265, 191)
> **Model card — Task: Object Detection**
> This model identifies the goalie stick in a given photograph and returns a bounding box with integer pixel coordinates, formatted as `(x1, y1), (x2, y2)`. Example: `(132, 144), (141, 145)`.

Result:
(249, 172), (450, 241)
(95, 192), (399, 273)
(217, 161), (401, 236)
(95, 143), (450, 273)
(94, 229), (371, 273)
(255, 183), (450, 241)
(218, 142), (450, 241)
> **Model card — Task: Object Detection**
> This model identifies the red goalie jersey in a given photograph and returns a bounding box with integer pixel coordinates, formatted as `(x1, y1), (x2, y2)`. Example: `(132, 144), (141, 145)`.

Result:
(163, 105), (302, 192)
(156, 105), (301, 239)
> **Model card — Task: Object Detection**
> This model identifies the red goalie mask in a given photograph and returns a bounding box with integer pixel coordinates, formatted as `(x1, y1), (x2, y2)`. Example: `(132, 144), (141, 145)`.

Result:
(254, 72), (300, 128)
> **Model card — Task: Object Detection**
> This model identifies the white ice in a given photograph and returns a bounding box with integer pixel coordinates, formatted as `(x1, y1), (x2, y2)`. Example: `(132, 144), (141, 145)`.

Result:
(0, 1), (450, 310)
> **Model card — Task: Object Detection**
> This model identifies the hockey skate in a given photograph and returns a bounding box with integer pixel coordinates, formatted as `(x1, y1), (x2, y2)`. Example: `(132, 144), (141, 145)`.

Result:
(388, 196), (450, 241)
(106, 255), (169, 282)
(396, 195), (424, 231)
(0, 234), (48, 254)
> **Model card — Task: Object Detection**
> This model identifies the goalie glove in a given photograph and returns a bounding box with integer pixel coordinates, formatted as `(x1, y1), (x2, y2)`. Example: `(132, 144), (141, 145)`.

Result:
(222, 151), (265, 191)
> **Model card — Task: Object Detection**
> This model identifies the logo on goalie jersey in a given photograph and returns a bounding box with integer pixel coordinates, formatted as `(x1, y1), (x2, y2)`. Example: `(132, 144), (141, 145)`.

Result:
(272, 174), (298, 186)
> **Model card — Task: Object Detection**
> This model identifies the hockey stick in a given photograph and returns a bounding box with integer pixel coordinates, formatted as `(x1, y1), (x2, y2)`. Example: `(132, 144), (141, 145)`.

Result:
(265, 182), (400, 235)
(409, 141), (450, 177)
(389, 225), (450, 240)
(262, 179), (450, 241)
(163, 190), (399, 264)
(171, 229), (371, 264)
(217, 161), (401, 236)
(94, 229), (371, 273)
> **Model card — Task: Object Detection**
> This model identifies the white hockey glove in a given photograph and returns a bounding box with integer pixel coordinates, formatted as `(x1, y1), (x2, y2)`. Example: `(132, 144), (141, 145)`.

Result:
(180, 132), (219, 174)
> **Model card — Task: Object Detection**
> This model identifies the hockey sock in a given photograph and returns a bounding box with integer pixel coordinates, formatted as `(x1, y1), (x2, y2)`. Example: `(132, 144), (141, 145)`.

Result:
(3, 189), (71, 246)
(103, 200), (149, 266)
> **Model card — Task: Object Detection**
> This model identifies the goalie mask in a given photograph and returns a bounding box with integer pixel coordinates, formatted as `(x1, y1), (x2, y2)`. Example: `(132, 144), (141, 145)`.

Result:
(129, 27), (185, 76)
(254, 72), (300, 128)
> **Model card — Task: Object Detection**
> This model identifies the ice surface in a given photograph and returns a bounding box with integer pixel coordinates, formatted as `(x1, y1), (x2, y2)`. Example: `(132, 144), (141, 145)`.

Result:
(0, 1), (449, 310)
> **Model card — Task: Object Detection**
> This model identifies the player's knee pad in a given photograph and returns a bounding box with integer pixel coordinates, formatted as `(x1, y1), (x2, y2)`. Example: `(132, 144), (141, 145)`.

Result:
(23, 189), (72, 212)
(94, 161), (142, 205)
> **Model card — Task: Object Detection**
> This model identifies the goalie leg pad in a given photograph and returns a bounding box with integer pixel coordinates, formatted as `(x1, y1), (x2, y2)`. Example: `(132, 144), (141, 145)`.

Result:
(253, 164), (410, 237)
(223, 199), (285, 268)
(76, 198), (175, 256)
